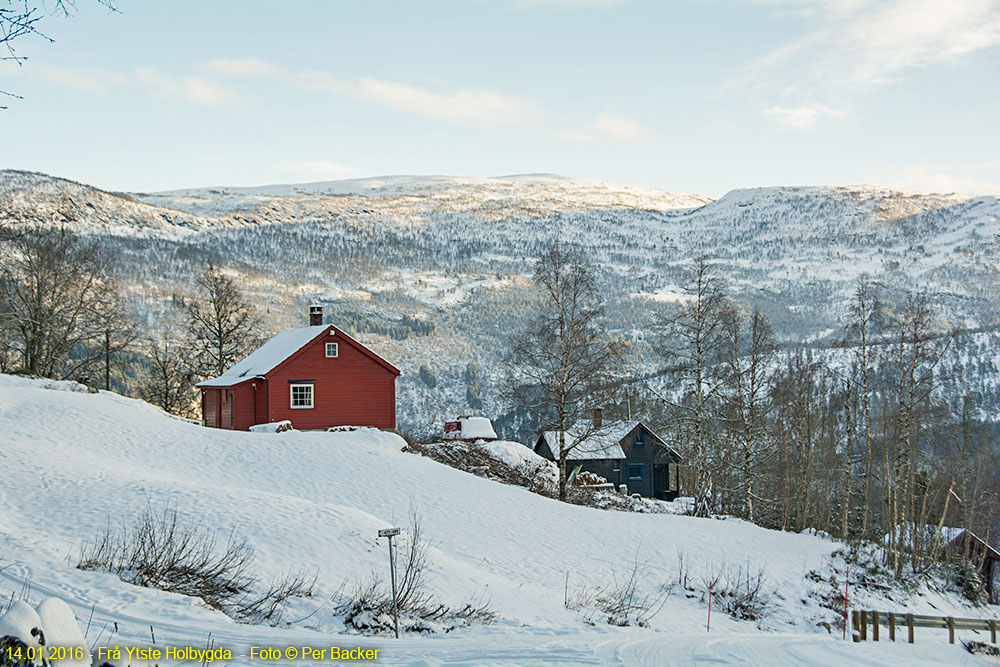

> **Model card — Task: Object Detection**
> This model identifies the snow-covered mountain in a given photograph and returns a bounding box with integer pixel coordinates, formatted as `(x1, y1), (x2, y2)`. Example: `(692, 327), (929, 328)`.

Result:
(0, 375), (991, 665)
(2, 169), (999, 437)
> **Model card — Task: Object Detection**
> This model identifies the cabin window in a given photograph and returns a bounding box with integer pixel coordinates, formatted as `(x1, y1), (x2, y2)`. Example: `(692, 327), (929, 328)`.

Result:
(627, 464), (644, 481)
(326, 342), (338, 358)
(290, 384), (313, 409)
(634, 431), (645, 447)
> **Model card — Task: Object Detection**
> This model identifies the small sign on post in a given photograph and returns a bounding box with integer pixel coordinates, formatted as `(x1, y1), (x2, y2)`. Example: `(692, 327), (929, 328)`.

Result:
(378, 527), (402, 638)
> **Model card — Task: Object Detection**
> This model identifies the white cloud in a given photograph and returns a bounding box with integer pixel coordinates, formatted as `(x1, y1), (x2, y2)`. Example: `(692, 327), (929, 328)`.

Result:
(592, 114), (649, 142)
(508, 0), (625, 5)
(868, 164), (1000, 194)
(32, 65), (126, 92)
(206, 58), (284, 78)
(11, 62), (240, 107)
(134, 67), (240, 107)
(207, 62), (541, 128)
(833, 0), (1000, 86)
(764, 103), (845, 128)
(556, 129), (598, 143)
(734, 0), (1000, 122)
(557, 113), (651, 143)
(275, 159), (359, 180)
(354, 77), (538, 127)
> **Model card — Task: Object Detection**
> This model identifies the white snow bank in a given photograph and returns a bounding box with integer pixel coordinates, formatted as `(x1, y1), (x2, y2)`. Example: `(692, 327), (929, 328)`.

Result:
(0, 598), (87, 667)
(0, 600), (43, 649)
(248, 420), (293, 433)
(34, 598), (89, 667)
(0, 374), (92, 393)
(0, 374), (992, 665)
(478, 439), (552, 471)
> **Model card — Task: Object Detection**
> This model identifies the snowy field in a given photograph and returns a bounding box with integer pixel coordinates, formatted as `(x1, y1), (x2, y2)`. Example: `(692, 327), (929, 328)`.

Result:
(0, 375), (995, 665)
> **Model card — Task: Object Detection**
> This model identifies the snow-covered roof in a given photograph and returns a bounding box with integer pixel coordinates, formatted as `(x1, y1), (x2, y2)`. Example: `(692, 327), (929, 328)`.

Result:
(883, 524), (969, 551)
(538, 420), (641, 460)
(197, 325), (328, 387)
(885, 524), (1000, 561)
(444, 416), (498, 440)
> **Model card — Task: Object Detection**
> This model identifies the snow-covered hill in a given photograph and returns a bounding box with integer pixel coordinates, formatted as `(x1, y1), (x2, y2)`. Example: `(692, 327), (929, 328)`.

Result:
(0, 376), (993, 665)
(2, 170), (999, 438)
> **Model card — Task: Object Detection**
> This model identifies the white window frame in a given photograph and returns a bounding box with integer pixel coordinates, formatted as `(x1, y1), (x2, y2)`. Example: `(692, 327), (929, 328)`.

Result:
(325, 342), (339, 358)
(290, 383), (314, 409)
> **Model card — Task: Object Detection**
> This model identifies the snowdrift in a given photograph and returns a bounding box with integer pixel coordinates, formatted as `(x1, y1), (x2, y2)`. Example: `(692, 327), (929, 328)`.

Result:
(0, 375), (992, 665)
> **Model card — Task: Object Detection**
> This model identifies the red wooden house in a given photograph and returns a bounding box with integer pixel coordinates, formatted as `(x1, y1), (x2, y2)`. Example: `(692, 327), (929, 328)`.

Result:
(197, 306), (400, 431)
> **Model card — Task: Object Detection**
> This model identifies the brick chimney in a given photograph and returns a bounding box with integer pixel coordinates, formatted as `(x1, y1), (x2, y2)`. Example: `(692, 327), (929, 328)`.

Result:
(309, 304), (323, 326)
(591, 407), (603, 428)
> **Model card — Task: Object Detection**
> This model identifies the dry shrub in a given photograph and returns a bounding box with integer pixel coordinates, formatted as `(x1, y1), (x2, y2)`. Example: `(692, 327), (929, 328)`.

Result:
(333, 514), (495, 634)
(574, 470), (607, 486)
(566, 556), (667, 627)
(965, 641), (1000, 656)
(703, 561), (778, 624)
(77, 503), (312, 625)
(230, 569), (317, 625)
(406, 442), (673, 515)
(405, 441), (555, 496)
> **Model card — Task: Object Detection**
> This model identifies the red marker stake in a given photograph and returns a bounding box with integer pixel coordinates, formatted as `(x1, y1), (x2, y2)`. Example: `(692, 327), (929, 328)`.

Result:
(707, 581), (712, 633)
(843, 565), (850, 640)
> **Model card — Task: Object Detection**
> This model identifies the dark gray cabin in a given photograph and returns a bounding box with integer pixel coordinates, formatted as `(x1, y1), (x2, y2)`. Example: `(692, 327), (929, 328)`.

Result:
(534, 418), (681, 500)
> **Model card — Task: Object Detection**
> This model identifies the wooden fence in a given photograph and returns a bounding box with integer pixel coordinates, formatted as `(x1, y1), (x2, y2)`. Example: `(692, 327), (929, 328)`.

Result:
(852, 609), (999, 645)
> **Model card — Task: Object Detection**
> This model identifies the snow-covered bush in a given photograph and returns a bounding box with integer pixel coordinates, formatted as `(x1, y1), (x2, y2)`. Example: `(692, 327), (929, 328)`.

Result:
(566, 558), (667, 628)
(332, 516), (495, 634)
(78, 505), (256, 610)
(952, 557), (988, 606)
(405, 440), (557, 495)
(832, 543), (919, 594)
(78, 504), (313, 625)
(966, 640), (1000, 656)
(574, 470), (607, 486)
(704, 562), (778, 624)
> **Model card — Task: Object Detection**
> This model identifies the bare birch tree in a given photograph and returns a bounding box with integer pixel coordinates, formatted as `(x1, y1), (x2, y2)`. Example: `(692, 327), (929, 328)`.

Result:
(505, 244), (625, 501)
(185, 266), (262, 379)
(719, 305), (776, 522)
(0, 224), (133, 378)
(842, 275), (883, 538)
(657, 257), (729, 516)
(885, 295), (950, 575)
(139, 336), (198, 417)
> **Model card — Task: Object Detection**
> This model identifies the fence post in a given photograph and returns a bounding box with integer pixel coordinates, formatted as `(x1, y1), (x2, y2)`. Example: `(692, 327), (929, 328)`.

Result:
(888, 612), (895, 642)
(872, 611), (879, 641)
(860, 611), (868, 641)
(852, 611), (860, 642)
(707, 581), (712, 633)
(843, 565), (849, 640)
(947, 617), (955, 644)
(907, 613), (914, 644)
(991, 619), (996, 644)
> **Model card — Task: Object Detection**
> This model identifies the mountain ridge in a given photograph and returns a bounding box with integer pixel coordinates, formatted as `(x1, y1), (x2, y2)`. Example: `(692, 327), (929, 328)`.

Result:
(2, 168), (999, 437)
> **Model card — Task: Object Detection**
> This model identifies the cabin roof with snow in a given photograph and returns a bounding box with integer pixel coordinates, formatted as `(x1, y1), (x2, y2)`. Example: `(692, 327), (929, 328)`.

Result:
(196, 324), (400, 388)
(884, 524), (1000, 560)
(537, 420), (644, 460)
(537, 420), (681, 462)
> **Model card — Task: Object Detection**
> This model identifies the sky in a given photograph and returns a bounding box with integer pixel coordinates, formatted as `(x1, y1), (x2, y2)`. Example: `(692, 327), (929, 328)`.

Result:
(1, 0), (998, 196)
